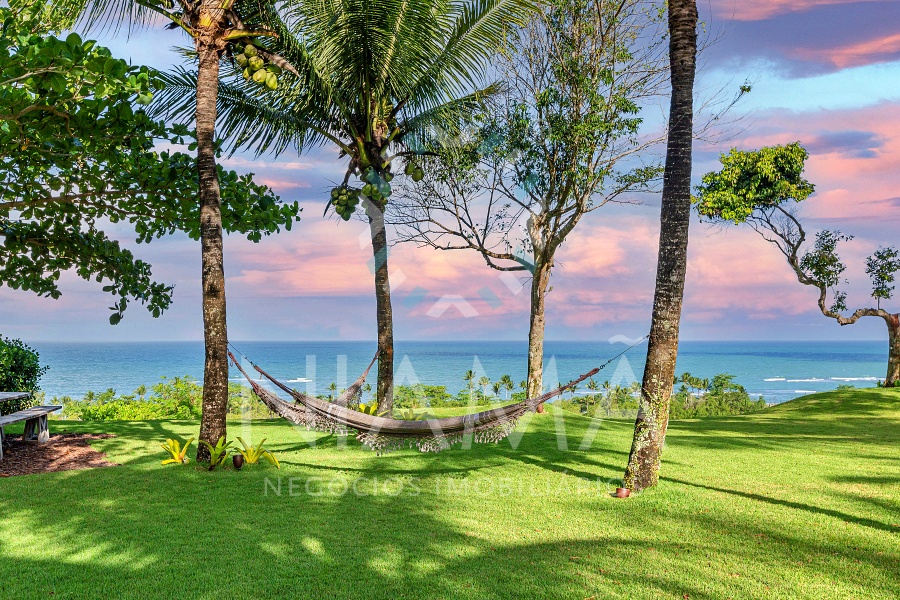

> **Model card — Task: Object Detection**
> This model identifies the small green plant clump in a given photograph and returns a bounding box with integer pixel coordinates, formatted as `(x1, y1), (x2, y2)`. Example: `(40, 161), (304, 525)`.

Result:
(199, 436), (233, 470)
(0, 336), (48, 415)
(235, 437), (280, 468)
(161, 437), (194, 465)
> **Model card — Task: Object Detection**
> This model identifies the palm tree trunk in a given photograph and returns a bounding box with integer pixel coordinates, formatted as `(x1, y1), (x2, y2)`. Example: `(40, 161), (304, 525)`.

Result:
(886, 313), (900, 387)
(527, 258), (552, 413)
(623, 0), (698, 492)
(365, 200), (394, 413)
(195, 40), (229, 461)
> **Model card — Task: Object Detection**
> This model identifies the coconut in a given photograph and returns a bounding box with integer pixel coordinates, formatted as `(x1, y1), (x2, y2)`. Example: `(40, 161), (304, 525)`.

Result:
(235, 53), (248, 67)
(249, 57), (264, 71)
(244, 44), (258, 58)
(412, 167), (424, 182)
(265, 73), (278, 90)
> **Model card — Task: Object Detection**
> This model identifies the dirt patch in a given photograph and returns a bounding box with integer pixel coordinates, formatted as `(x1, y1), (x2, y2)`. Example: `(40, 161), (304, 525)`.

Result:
(0, 433), (119, 477)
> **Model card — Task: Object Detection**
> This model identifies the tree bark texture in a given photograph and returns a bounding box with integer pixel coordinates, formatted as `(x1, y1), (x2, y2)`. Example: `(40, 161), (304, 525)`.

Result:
(623, 0), (698, 492)
(195, 34), (228, 461)
(366, 201), (395, 414)
(527, 259), (553, 413)
(885, 313), (899, 387)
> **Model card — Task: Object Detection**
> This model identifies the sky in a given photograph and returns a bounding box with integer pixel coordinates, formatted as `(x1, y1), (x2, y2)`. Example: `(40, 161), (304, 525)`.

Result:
(3, 0), (899, 343)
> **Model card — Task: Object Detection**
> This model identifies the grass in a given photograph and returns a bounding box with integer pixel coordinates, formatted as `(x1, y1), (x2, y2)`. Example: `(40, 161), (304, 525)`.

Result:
(1, 388), (898, 599)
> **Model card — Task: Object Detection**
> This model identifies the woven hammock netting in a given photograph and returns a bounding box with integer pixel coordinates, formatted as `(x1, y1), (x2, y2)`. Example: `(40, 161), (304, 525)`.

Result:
(229, 351), (603, 453)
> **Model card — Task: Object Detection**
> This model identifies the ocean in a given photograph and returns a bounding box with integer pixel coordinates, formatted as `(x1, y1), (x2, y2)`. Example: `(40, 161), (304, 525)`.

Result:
(29, 340), (889, 405)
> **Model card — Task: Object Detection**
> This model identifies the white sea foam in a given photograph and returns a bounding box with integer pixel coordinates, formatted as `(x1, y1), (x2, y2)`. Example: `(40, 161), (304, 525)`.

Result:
(786, 378), (826, 382)
(794, 390), (817, 394)
(764, 377), (786, 382)
(286, 378), (312, 383)
(831, 377), (879, 382)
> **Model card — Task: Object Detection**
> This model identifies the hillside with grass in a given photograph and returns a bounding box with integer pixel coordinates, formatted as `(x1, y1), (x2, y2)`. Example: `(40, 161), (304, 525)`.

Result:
(1, 388), (897, 599)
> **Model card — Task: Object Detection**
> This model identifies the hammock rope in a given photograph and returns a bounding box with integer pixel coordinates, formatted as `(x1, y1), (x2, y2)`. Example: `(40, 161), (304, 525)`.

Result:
(228, 334), (648, 453)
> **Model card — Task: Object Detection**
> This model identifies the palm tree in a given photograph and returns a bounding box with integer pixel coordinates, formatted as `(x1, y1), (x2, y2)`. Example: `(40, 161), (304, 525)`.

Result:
(499, 374), (514, 400)
(478, 376), (491, 397)
(624, 0), (698, 492)
(491, 381), (502, 399)
(327, 382), (338, 401)
(77, 0), (295, 460)
(173, 0), (536, 415)
(464, 370), (476, 392)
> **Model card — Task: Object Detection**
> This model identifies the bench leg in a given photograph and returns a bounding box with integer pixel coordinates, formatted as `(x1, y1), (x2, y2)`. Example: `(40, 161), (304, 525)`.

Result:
(37, 415), (49, 443)
(23, 418), (36, 441)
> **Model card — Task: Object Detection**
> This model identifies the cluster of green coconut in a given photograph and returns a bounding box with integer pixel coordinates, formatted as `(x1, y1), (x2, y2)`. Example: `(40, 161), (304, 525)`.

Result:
(233, 43), (280, 91)
(330, 185), (361, 220)
(359, 166), (394, 206)
(404, 160), (425, 182)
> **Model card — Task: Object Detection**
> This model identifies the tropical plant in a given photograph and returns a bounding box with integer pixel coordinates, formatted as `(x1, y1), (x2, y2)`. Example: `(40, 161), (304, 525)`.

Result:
(199, 436), (233, 469)
(235, 437), (280, 468)
(499, 375), (515, 400)
(395, 408), (434, 421)
(0, 336), (47, 415)
(161, 437), (194, 465)
(158, 0), (538, 415)
(1, 2), (298, 329)
(624, 0), (699, 492)
(357, 403), (387, 417)
(71, 0), (300, 461)
(694, 143), (900, 387)
(392, 0), (667, 409)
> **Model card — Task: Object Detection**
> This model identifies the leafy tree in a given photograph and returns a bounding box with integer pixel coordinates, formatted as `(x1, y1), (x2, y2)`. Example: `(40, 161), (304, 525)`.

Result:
(157, 0), (537, 414)
(73, 0), (299, 458)
(393, 0), (666, 410)
(694, 143), (900, 387)
(623, 0), (699, 492)
(0, 336), (48, 414)
(2, 1), (299, 332)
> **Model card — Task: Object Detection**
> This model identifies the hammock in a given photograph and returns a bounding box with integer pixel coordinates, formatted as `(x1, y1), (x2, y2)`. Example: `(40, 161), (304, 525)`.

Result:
(228, 337), (645, 452)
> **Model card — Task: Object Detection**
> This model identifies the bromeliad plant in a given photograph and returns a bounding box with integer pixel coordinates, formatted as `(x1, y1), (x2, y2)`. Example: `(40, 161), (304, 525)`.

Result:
(199, 436), (233, 470)
(161, 437), (194, 465)
(235, 437), (280, 468)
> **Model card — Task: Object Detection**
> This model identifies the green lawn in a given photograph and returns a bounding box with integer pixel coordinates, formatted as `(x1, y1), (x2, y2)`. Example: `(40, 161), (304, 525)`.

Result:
(1, 388), (898, 599)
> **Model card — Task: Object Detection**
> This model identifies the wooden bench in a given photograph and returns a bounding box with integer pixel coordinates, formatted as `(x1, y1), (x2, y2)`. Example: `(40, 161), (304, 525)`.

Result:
(0, 395), (62, 460)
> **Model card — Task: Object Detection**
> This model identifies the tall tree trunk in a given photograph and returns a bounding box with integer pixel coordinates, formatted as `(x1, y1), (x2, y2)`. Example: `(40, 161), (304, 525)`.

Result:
(527, 258), (552, 413)
(886, 313), (900, 387)
(195, 39), (228, 461)
(623, 0), (697, 492)
(366, 200), (394, 414)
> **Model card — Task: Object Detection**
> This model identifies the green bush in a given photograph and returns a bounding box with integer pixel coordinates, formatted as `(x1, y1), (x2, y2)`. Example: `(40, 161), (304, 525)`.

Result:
(59, 376), (273, 421)
(0, 336), (48, 415)
(559, 373), (767, 420)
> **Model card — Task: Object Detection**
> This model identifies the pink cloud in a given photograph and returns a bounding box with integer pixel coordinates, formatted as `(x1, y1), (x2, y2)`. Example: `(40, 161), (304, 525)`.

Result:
(715, 0), (882, 21)
(795, 33), (900, 69)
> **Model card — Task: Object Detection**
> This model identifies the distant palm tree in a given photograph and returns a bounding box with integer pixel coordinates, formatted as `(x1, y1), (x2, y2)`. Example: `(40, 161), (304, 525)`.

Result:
(327, 382), (337, 401)
(491, 382), (502, 399)
(478, 376), (491, 396)
(499, 375), (515, 400)
(464, 370), (476, 392)
(519, 380), (528, 392)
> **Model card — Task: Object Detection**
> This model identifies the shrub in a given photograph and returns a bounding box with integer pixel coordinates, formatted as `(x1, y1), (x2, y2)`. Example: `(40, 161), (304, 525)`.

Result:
(60, 376), (273, 420)
(0, 336), (48, 415)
